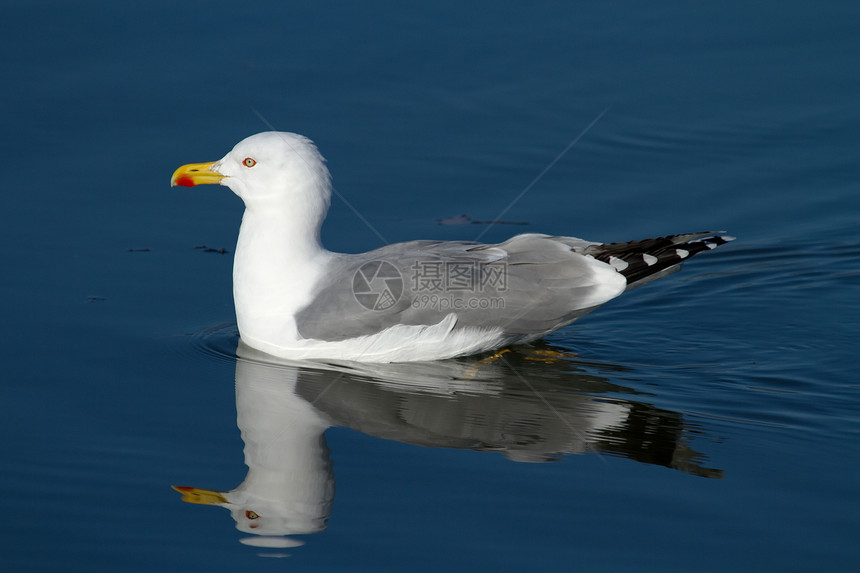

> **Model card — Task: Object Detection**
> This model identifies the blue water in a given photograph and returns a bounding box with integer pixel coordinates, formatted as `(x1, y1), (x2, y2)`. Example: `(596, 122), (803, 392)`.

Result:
(2, 1), (859, 571)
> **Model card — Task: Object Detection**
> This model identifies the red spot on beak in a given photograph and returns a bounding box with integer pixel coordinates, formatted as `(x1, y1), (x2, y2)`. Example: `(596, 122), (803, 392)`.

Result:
(175, 175), (196, 187)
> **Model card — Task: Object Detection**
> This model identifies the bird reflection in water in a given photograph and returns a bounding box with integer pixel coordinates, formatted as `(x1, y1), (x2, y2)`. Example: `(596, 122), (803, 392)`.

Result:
(173, 340), (722, 553)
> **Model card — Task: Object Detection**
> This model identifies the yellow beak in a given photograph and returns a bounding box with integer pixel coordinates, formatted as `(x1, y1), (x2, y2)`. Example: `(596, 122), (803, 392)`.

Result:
(171, 485), (228, 505)
(170, 162), (224, 187)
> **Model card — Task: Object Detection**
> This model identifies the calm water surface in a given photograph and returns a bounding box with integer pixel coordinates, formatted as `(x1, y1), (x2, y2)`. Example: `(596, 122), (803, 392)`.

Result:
(2, 1), (859, 571)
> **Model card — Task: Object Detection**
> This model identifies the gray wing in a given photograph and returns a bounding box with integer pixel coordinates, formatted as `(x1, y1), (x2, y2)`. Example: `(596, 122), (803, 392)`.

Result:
(295, 234), (624, 342)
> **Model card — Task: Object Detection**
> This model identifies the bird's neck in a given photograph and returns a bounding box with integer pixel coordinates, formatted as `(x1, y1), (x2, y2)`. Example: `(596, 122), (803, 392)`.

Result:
(226, 358), (334, 534)
(232, 194), (331, 342)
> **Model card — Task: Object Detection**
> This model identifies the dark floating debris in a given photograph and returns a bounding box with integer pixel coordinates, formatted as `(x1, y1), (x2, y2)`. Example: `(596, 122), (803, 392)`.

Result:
(436, 214), (529, 226)
(436, 214), (472, 225)
(128, 248), (150, 252)
(87, 296), (106, 303)
(195, 245), (230, 255)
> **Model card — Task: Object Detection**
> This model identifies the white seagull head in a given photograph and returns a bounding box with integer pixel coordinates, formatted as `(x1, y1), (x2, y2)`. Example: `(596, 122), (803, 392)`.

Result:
(171, 131), (331, 211)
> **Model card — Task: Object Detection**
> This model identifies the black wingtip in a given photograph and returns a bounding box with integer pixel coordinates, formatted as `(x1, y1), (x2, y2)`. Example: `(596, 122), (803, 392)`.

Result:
(585, 231), (734, 287)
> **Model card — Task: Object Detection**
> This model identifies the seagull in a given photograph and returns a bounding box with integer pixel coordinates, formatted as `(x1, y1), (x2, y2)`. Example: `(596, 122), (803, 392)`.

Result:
(171, 132), (733, 363)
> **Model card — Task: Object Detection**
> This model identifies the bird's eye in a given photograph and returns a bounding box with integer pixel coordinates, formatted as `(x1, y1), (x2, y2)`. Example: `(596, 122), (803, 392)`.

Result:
(246, 510), (260, 520)
(243, 157), (256, 168)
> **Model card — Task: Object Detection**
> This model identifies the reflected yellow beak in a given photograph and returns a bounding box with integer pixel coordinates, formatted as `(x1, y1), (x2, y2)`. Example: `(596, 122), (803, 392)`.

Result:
(171, 485), (228, 505)
(170, 162), (224, 187)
